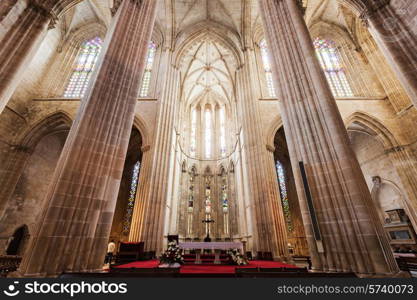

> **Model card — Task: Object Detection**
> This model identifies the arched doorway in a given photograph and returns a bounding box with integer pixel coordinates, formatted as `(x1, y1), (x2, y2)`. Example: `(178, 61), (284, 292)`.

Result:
(6, 225), (28, 255)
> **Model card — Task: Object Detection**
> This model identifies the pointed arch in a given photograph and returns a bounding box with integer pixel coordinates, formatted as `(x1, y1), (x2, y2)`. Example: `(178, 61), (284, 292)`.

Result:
(309, 21), (357, 48)
(133, 115), (150, 148)
(150, 22), (164, 47)
(252, 22), (266, 46)
(19, 111), (72, 151)
(265, 115), (283, 148)
(6, 224), (29, 255)
(63, 21), (107, 51)
(346, 111), (417, 231)
(345, 111), (399, 149)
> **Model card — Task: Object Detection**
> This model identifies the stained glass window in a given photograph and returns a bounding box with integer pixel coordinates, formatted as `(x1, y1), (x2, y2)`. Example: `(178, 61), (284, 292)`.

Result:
(259, 39), (276, 98)
(313, 37), (353, 97)
(276, 160), (293, 232)
(122, 161), (141, 234)
(205, 109), (212, 159)
(190, 109), (197, 157)
(219, 107), (226, 157)
(139, 41), (157, 97)
(64, 37), (102, 98)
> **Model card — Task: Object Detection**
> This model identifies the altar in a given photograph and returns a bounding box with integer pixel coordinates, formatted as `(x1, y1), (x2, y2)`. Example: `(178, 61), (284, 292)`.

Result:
(178, 242), (243, 264)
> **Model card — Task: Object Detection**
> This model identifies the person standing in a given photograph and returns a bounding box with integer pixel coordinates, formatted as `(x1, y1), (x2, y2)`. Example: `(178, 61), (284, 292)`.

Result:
(106, 240), (116, 265)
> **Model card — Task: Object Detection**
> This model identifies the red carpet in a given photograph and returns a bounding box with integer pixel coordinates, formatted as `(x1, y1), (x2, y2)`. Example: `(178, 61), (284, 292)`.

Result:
(116, 260), (159, 268)
(114, 260), (298, 274)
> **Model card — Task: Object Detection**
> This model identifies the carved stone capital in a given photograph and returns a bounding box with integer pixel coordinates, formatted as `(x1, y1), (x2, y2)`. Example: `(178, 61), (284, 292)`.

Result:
(141, 144), (151, 152)
(266, 144), (275, 153)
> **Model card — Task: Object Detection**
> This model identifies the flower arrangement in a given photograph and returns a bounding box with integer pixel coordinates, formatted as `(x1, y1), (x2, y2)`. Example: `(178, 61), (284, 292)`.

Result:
(227, 249), (248, 266)
(159, 241), (184, 267)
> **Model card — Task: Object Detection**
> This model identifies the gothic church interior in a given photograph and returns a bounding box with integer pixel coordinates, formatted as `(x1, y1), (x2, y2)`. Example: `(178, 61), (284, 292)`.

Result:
(0, 0), (416, 277)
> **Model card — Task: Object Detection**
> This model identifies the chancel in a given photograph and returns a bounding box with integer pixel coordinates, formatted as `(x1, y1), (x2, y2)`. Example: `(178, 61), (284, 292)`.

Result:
(0, 0), (416, 278)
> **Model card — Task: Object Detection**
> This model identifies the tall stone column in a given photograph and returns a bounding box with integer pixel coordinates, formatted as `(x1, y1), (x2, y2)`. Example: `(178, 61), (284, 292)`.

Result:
(129, 50), (180, 254)
(17, 0), (157, 277)
(0, 0), (56, 114)
(259, 0), (398, 275)
(264, 145), (291, 258)
(236, 49), (289, 260)
(345, 0), (417, 107)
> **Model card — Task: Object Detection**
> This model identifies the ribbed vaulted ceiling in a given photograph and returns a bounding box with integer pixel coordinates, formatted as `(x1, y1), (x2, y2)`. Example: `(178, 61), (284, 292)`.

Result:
(179, 37), (237, 107)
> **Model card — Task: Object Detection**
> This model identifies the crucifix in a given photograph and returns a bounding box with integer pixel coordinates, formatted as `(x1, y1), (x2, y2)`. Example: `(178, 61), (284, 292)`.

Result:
(202, 215), (215, 242)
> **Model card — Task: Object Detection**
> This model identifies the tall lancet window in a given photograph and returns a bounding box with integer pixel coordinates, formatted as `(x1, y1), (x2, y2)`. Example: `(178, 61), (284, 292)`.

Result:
(313, 37), (353, 97)
(190, 108), (197, 157)
(259, 39), (276, 98)
(64, 37), (102, 98)
(205, 109), (212, 159)
(139, 41), (157, 97)
(276, 160), (293, 232)
(219, 107), (226, 157)
(122, 161), (141, 234)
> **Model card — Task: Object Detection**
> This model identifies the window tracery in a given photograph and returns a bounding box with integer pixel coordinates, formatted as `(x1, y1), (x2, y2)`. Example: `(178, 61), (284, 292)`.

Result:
(64, 37), (102, 98)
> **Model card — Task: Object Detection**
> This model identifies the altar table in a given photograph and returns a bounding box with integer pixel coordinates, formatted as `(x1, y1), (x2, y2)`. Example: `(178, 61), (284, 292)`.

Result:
(178, 242), (243, 264)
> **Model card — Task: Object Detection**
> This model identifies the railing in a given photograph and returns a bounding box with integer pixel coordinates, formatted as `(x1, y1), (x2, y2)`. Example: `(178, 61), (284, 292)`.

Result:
(0, 255), (22, 277)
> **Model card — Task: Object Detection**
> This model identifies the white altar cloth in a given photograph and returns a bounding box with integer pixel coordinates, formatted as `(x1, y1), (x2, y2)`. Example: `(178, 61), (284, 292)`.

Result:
(178, 242), (243, 252)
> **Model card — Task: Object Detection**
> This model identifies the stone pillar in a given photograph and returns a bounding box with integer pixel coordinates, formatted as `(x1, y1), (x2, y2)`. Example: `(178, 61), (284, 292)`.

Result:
(129, 50), (180, 254)
(0, 0), (56, 114)
(259, 0), (398, 275)
(236, 49), (289, 260)
(349, 0), (417, 107)
(264, 145), (291, 259)
(17, 0), (157, 277)
(166, 135), (182, 236)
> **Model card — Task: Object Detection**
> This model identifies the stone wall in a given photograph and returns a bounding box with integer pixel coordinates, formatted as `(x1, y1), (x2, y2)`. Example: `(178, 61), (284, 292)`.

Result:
(0, 130), (67, 254)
